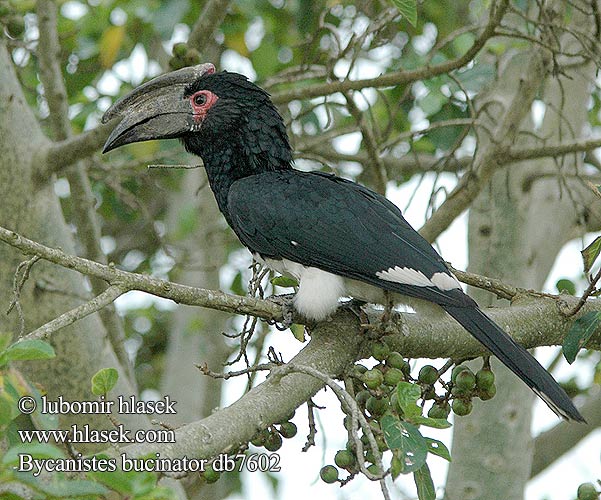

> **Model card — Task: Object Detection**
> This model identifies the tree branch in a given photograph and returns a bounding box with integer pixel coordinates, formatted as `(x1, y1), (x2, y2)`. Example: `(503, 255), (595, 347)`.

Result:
(506, 136), (601, 162)
(114, 304), (596, 469)
(0, 225), (282, 321)
(23, 285), (126, 341)
(34, 123), (113, 182)
(2, 225), (601, 356)
(269, 0), (509, 105)
(116, 310), (367, 463)
(449, 265), (520, 300)
(419, 45), (552, 243)
(187, 0), (234, 53)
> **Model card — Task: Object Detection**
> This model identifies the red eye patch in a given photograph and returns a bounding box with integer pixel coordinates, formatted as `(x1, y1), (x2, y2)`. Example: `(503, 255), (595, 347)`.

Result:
(189, 90), (219, 122)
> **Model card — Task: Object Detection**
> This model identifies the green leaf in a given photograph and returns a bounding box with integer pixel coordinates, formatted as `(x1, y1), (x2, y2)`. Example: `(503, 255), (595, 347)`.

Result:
(2, 442), (65, 466)
(396, 381), (422, 417)
(581, 236), (601, 274)
(381, 414), (428, 473)
(89, 464), (157, 496)
(290, 323), (306, 342)
(556, 278), (576, 295)
(425, 438), (452, 461)
(409, 415), (451, 429)
(563, 311), (601, 364)
(390, 0), (417, 26)
(13, 472), (110, 497)
(230, 271), (246, 296)
(1, 339), (55, 364)
(271, 275), (299, 288)
(413, 463), (436, 500)
(0, 331), (12, 353)
(12, 380), (59, 432)
(91, 367), (119, 395)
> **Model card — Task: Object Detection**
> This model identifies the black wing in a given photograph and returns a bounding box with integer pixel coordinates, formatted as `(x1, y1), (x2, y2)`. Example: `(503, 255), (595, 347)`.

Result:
(227, 170), (472, 307)
(226, 170), (584, 421)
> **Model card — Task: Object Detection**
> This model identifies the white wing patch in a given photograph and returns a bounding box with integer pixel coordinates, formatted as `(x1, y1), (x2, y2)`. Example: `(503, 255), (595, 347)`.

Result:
(431, 272), (462, 291)
(376, 266), (433, 287)
(376, 266), (461, 291)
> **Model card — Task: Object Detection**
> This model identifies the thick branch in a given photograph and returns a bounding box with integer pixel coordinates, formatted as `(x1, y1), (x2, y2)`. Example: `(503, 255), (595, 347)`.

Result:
(2, 225), (601, 356)
(117, 310), (366, 460)
(115, 304), (597, 465)
(35, 123), (113, 182)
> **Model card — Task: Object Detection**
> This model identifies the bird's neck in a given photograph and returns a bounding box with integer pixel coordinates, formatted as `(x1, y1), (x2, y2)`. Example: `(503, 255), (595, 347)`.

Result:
(198, 134), (293, 216)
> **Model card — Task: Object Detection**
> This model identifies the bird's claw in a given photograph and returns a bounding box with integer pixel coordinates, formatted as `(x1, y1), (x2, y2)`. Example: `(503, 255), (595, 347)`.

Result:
(376, 291), (399, 336)
(341, 298), (369, 325)
(267, 294), (295, 330)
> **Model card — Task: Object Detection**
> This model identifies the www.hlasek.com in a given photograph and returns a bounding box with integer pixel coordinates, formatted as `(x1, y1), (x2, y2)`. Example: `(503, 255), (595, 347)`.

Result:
(14, 394), (280, 476)
(17, 395), (177, 445)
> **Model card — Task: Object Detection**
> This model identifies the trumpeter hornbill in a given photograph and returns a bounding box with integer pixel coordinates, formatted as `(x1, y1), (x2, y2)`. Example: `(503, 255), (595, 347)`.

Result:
(102, 63), (584, 422)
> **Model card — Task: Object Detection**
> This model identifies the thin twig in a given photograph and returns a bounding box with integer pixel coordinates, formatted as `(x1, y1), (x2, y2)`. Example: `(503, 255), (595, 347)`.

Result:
(563, 267), (601, 317)
(275, 363), (389, 494)
(23, 285), (126, 341)
(420, 42), (553, 242)
(7, 255), (40, 336)
(196, 361), (272, 380)
(303, 398), (320, 452)
(270, 0), (510, 104)
(148, 164), (202, 169)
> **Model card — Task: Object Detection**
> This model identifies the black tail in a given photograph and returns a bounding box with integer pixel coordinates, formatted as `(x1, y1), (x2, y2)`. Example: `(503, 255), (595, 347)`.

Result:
(442, 305), (585, 422)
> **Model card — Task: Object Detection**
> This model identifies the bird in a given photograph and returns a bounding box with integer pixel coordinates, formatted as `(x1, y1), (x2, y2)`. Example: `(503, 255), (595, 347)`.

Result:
(102, 63), (584, 422)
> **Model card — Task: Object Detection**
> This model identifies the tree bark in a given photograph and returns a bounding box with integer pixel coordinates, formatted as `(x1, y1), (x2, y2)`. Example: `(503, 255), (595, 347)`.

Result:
(0, 39), (145, 445)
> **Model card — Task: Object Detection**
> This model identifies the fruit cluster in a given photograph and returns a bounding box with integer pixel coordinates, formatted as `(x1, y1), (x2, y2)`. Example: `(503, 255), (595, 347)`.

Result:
(170, 43), (201, 70)
(577, 482), (599, 500)
(319, 340), (497, 484)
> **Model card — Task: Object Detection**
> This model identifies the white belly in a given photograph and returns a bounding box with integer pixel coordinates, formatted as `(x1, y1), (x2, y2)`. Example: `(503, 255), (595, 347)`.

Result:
(254, 255), (444, 321)
(255, 255), (344, 321)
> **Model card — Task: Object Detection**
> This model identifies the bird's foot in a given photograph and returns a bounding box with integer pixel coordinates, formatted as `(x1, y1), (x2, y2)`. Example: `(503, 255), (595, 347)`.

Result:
(267, 293), (295, 330)
(374, 291), (400, 336)
(340, 298), (370, 327)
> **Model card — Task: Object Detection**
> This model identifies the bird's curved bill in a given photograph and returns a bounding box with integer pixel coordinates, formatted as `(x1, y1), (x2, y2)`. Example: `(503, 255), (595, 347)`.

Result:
(101, 63), (215, 153)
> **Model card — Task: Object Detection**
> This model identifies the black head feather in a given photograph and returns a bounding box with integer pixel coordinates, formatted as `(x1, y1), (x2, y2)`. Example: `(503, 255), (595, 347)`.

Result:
(180, 71), (292, 170)
(180, 71), (293, 214)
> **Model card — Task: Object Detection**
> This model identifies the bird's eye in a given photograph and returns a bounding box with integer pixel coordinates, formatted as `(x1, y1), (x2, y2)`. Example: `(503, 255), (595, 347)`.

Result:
(193, 93), (207, 106)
